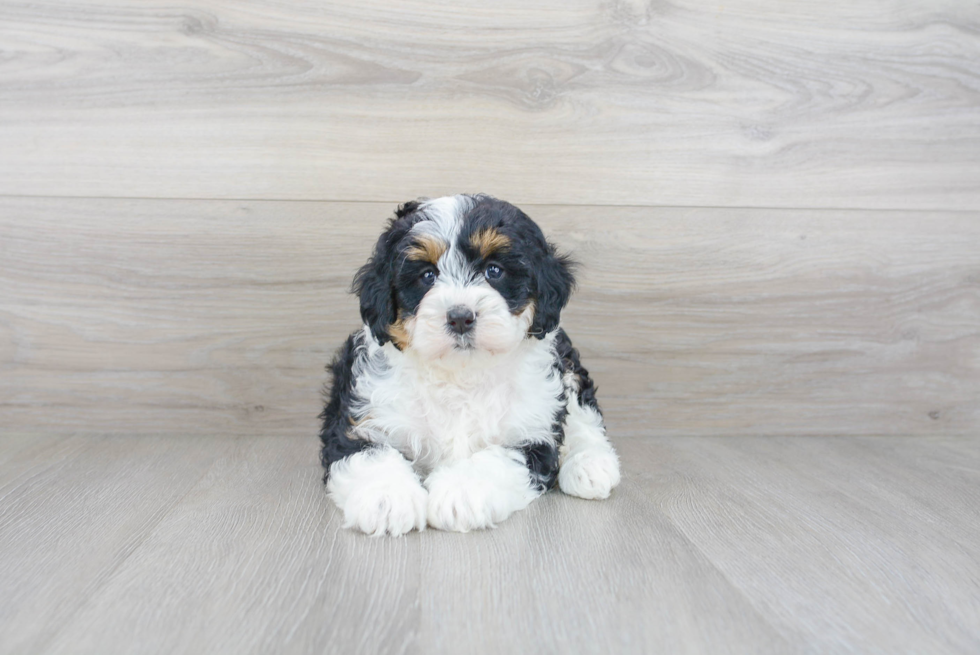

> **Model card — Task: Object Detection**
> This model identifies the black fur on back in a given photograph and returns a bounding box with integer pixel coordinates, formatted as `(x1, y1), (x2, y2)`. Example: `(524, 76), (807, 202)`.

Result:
(318, 330), (375, 482)
(554, 328), (602, 413)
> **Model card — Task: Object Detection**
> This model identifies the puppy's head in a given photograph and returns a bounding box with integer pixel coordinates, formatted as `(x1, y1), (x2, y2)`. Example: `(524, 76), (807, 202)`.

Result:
(353, 194), (574, 360)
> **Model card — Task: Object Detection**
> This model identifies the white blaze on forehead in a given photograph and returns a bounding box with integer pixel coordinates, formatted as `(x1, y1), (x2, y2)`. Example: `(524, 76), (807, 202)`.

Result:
(411, 195), (475, 285)
(411, 195), (468, 242)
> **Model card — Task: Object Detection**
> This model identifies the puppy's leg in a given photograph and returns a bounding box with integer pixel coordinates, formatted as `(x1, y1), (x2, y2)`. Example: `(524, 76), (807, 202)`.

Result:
(558, 396), (621, 499)
(425, 445), (544, 532)
(327, 447), (428, 537)
(552, 329), (621, 500)
(319, 331), (427, 536)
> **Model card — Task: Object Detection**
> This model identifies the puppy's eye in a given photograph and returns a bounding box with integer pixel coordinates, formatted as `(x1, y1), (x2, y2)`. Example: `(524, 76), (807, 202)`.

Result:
(484, 264), (503, 281)
(420, 269), (438, 285)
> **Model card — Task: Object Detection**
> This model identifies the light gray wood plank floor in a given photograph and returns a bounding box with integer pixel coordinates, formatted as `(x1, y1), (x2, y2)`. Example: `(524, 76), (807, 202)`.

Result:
(1, 434), (977, 654)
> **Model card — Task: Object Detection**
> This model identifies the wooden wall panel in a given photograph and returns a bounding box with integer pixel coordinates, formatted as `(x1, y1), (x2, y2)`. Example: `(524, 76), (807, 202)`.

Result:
(1, 1), (978, 208)
(2, 196), (977, 437)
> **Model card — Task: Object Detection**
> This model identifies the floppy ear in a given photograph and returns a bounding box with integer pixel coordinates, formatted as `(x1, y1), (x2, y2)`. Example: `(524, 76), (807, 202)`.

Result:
(352, 236), (395, 345)
(530, 246), (576, 338)
(394, 200), (422, 219)
(352, 218), (412, 346)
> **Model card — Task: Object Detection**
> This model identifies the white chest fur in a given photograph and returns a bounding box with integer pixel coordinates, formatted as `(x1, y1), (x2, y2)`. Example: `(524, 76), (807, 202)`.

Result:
(350, 327), (564, 470)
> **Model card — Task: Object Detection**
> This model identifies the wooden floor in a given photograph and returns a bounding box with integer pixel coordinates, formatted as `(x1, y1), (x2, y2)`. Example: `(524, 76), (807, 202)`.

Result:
(1, 433), (977, 654)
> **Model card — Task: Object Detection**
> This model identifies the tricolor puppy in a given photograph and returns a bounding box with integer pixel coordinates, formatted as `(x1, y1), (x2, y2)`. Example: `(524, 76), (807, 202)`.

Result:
(319, 194), (620, 536)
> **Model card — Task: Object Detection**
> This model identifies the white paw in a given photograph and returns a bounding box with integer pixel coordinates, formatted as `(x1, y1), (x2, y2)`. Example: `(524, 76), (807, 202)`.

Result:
(425, 475), (498, 532)
(327, 448), (428, 537)
(336, 479), (427, 537)
(559, 448), (621, 500)
(425, 446), (539, 532)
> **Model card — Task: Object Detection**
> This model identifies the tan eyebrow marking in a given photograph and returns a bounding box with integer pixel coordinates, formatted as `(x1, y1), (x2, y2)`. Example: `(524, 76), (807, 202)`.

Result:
(405, 235), (447, 264)
(469, 228), (511, 259)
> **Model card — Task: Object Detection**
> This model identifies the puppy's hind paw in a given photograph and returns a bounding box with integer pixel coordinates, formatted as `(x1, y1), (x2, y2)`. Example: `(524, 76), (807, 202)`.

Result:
(558, 448), (621, 500)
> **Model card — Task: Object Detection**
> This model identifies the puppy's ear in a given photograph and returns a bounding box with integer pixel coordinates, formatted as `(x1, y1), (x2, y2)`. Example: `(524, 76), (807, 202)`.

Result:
(352, 215), (413, 345)
(530, 245), (576, 338)
(395, 200), (422, 219)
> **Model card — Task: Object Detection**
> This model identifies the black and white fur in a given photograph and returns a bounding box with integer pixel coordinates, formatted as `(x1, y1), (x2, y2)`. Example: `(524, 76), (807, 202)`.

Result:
(319, 194), (620, 536)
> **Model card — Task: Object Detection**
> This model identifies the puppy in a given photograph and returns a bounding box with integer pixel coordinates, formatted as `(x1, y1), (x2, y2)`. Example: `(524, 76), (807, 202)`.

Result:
(319, 194), (620, 535)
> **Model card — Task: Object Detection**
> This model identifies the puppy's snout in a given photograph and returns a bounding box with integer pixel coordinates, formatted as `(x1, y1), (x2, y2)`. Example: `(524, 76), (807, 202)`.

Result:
(446, 306), (476, 335)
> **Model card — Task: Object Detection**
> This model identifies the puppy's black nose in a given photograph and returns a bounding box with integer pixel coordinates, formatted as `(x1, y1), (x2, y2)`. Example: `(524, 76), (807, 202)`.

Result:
(446, 306), (476, 335)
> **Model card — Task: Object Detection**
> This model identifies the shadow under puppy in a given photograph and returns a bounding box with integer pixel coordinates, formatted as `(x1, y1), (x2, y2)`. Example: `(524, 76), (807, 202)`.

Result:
(319, 194), (620, 536)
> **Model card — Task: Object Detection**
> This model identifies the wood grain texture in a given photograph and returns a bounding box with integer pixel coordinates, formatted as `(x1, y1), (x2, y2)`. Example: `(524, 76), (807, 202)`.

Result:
(0, 434), (229, 654)
(416, 478), (789, 654)
(2, 196), (978, 438)
(35, 436), (421, 655)
(1, 434), (978, 654)
(631, 436), (980, 653)
(1, 1), (979, 208)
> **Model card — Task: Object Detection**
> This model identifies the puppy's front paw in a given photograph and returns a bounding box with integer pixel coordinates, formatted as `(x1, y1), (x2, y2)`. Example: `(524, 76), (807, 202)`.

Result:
(425, 446), (539, 532)
(327, 448), (427, 537)
(559, 448), (621, 500)
(426, 475), (497, 533)
(338, 480), (427, 537)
